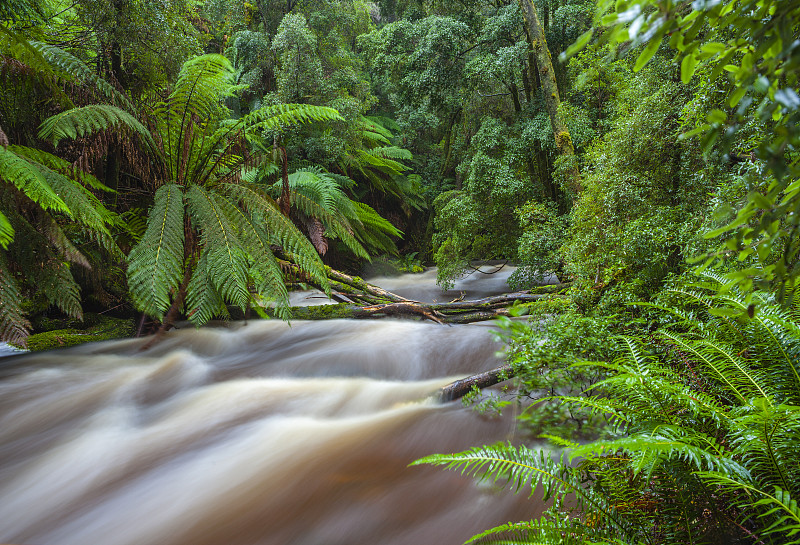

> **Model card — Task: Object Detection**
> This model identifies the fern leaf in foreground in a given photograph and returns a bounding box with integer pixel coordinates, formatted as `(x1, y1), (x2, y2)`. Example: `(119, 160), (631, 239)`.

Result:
(412, 443), (635, 541)
(186, 185), (250, 311)
(127, 184), (185, 319)
(0, 211), (13, 249)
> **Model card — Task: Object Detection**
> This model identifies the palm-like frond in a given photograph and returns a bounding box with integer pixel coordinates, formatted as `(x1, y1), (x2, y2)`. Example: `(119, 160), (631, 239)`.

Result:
(39, 105), (156, 150)
(38, 257), (82, 319)
(127, 184), (185, 319)
(414, 443), (639, 542)
(220, 199), (289, 319)
(186, 185), (250, 311)
(29, 40), (133, 110)
(239, 102), (343, 133)
(0, 145), (70, 214)
(222, 182), (329, 292)
(185, 252), (229, 326)
(370, 146), (413, 161)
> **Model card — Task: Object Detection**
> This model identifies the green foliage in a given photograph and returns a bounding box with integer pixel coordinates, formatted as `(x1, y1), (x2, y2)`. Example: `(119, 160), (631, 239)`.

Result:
(126, 184), (185, 320)
(562, 58), (717, 310)
(0, 112), (118, 343)
(421, 273), (800, 544)
(510, 201), (567, 289)
(42, 53), (342, 325)
(492, 309), (615, 439)
(272, 13), (323, 102)
(578, 0), (800, 302)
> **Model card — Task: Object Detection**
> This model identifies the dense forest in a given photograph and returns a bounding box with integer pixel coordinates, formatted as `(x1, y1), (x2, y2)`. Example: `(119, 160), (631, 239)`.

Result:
(1, 0), (799, 543)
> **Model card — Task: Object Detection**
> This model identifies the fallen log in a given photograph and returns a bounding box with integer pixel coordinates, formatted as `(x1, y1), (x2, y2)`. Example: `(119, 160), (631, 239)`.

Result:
(279, 260), (569, 325)
(325, 267), (408, 303)
(437, 364), (516, 402)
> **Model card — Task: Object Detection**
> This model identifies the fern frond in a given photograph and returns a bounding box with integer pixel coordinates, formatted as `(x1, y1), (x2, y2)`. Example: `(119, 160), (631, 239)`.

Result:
(240, 102), (343, 133)
(38, 258), (82, 319)
(466, 516), (598, 545)
(39, 105), (156, 149)
(571, 427), (747, 480)
(12, 144), (112, 192)
(29, 40), (133, 110)
(0, 252), (30, 344)
(127, 184), (185, 319)
(0, 146), (69, 214)
(37, 211), (90, 268)
(218, 193), (290, 318)
(659, 330), (770, 404)
(370, 146), (413, 161)
(360, 130), (391, 146)
(222, 182), (329, 293)
(11, 146), (117, 250)
(413, 443), (636, 540)
(185, 251), (229, 326)
(0, 210), (13, 248)
(186, 185), (250, 311)
(361, 115), (395, 139)
(171, 54), (237, 112)
(355, 148), (409, 174)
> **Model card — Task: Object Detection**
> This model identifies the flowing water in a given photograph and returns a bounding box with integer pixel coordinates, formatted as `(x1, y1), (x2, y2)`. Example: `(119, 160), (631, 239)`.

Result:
(0, 266), (545, 545)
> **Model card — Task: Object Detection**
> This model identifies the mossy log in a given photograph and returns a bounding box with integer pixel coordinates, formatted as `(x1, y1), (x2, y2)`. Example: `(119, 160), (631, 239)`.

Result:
(437, 364), (516, 402)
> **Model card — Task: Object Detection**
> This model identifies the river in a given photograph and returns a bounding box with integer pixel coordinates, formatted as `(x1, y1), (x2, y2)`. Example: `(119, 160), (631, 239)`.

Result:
(0, 266), (546, 545)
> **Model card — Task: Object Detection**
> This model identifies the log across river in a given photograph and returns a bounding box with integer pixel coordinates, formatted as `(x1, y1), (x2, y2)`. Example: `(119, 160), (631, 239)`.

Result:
(0, 265), (554, 545)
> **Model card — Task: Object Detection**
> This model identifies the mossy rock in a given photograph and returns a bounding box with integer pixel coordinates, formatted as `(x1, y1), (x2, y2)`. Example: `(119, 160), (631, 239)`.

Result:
(16, 315), (136, 351)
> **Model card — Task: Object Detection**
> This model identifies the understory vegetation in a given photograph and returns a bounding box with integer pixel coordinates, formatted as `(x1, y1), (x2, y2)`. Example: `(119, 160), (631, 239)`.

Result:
(2, 0), (799, 543)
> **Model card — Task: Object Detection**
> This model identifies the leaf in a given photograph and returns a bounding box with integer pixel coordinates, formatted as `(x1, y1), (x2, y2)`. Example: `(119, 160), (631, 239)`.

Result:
(127, 184), (185, 319)
(563, 29), (594, 59)
(634, 39), (661, 72)
(681, 54), (699, 84)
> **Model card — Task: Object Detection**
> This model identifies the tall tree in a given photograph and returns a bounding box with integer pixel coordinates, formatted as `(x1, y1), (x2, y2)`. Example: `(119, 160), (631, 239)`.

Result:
(518, 0), (579, 192)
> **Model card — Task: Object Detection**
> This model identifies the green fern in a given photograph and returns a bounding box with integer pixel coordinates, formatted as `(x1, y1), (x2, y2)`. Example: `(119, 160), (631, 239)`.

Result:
(127, 184), (185, 320)
(0, 145), (70, 214)
(0, 252), (31, 344)
(414, 443), (639, 542)
(39, 105), (156, 150)
(186, 185), (250, 311)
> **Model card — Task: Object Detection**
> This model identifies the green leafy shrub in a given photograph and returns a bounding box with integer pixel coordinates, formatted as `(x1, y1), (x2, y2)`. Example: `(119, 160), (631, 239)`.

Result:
(419, 273), (800, 544)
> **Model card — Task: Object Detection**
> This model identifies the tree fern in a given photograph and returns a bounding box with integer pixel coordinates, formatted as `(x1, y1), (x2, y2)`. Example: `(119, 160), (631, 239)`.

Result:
(0, 145), (70, 214)
(39, 105), (156, 150)
(186, 185), (250, 311)
(127, 184), (185, 320)
(185, 252), (230, 326)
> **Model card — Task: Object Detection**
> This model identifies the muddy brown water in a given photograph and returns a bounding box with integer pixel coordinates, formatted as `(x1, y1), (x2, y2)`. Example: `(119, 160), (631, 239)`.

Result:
(0, 267), (546, 545)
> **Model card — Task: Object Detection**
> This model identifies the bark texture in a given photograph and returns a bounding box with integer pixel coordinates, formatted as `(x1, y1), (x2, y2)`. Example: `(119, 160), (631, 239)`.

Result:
(518, 0), (581, 192)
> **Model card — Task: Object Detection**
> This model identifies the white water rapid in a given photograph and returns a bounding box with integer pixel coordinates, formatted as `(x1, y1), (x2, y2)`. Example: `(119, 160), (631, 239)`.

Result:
(0, 266), (545, 545)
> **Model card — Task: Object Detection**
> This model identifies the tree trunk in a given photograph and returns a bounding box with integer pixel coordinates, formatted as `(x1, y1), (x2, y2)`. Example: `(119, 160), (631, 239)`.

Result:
(518, 0), (580, 192)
